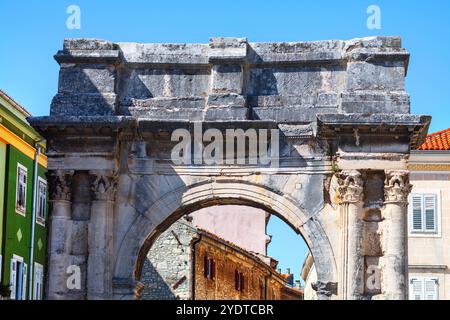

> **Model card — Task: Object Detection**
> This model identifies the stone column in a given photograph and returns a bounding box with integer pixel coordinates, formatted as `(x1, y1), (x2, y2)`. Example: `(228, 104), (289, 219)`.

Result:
(46, 170), (74, 300)
(87, 170), (116, 300)
(337, 170), (364, 300)
(381, 170), (411, 300)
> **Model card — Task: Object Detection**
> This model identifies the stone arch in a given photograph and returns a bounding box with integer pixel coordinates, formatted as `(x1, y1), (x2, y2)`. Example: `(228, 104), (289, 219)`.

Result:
(113, 179), (338, 300)
(32, 37), (427, 300)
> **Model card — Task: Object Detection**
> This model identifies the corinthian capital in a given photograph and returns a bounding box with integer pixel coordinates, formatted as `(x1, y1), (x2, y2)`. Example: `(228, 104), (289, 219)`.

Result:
(384, 170), (412, 204)
(336, 170), (364, 203)
(47, 170), (74, 201)
(89, 170), (117, 201)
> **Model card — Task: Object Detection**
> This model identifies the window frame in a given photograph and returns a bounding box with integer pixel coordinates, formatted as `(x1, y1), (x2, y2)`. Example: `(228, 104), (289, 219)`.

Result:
(408, 192), (439, 235)
(409, 276), (439, 300)
(203, 256), (215, 280)
(33, 262), (44, 300)
(235, 270), (245, 292)
(15, 163), (28, 216)
(10, 254), (27, 300)
(36, 177), (47, 226)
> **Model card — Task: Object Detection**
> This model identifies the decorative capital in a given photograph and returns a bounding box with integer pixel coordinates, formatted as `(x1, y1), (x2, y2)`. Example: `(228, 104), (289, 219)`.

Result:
(89, 170), (117, 201)
(384, 170), (412, 204)
(336, 170), (364, 204)
(47, 170), (74, 201)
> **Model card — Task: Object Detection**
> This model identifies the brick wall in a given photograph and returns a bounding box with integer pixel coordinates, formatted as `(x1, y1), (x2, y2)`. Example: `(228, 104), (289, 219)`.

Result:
(194, 234), (286, 300)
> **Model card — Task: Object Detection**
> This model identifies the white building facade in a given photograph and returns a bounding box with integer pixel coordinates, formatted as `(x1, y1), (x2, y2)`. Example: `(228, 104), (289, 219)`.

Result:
(408, 129), (450, 300)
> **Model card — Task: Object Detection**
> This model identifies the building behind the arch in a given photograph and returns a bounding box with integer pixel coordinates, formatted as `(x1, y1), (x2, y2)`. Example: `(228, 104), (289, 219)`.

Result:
(140, 206), (303, 300)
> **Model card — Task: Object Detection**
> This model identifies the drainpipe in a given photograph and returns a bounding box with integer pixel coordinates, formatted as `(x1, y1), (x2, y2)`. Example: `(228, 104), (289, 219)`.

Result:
(190, 234), (202, 300)
(28, 144), (41, 300)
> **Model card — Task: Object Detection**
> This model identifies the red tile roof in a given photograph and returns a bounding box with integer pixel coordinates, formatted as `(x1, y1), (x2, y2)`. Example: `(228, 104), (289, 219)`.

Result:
(418, 128), (450, 150)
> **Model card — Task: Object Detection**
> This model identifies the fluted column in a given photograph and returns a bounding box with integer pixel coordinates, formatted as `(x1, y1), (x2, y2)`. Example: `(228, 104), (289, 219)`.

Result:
(46, 170), (74, 300)
(381, 170), (411, 300)
(337, 170), (364, 300)
(87, 170), (116, 300)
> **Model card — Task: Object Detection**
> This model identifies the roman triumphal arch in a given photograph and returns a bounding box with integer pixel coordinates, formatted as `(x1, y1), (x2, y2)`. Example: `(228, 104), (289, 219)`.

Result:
(30, 36), (430, 300)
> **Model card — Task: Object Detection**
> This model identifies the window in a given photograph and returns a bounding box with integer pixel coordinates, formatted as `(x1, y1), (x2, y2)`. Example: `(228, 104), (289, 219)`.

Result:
(10, 255), (27, 300)
(409, 194), (437, 233)
(203, 256), (215, 280)
(15, 164), (27, 215)
(259, 280), (265, 299)
(409, 277), (438, 300)
(33, 263), (44, 300)
(36, 178), (47, 225)
(235, 270), (245, 292)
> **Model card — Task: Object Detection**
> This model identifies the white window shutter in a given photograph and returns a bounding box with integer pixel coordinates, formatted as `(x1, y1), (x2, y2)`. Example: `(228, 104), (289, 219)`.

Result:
(425, 278), (438, 300)
(411, 195), (423, 231)
(410, 278), (423, 300)
(10, 259), (17, 299)
(424, 195), (437, 232)
(22, 263), (27, 300)
(34, 264), (44, 300)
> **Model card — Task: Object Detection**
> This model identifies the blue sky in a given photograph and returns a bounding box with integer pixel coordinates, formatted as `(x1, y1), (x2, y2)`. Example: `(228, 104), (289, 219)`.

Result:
(1, 1), (449, 281)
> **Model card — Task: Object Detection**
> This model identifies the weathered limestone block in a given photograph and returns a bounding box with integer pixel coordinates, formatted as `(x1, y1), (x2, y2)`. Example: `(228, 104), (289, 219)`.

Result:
(341, 90), (410, 114)
(50, 92), (117, 116)
(67, 254), (87, 300)
(208, 37), (247, 62)
(70, 221), (88, 255)
(364, 256), (381, 295)
(346, 61), (406, 91)
(247, 65), (346, 96)
(210, 65), (243, 94)
(58, 65), (116, 94)
(122, 68), (210, 100)
(48, 36), (412, 121)
(363, 221), (382, 256)
(52, 39), (120, 116)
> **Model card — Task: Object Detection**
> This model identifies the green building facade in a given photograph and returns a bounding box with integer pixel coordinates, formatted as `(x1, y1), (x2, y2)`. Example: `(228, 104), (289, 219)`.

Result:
(0, 90), (48, 300)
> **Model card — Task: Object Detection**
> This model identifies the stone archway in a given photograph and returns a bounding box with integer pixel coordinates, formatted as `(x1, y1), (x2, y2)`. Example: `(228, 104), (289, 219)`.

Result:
(114, 179), (338, 300)
(30, 36), (430, 300)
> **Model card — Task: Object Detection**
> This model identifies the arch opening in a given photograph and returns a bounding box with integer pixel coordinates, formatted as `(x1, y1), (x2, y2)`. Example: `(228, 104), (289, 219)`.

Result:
(113, 180), (337, 300)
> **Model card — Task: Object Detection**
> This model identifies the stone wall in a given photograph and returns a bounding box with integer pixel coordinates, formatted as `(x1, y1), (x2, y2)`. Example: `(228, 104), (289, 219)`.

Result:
(140, 219), (197, 300)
